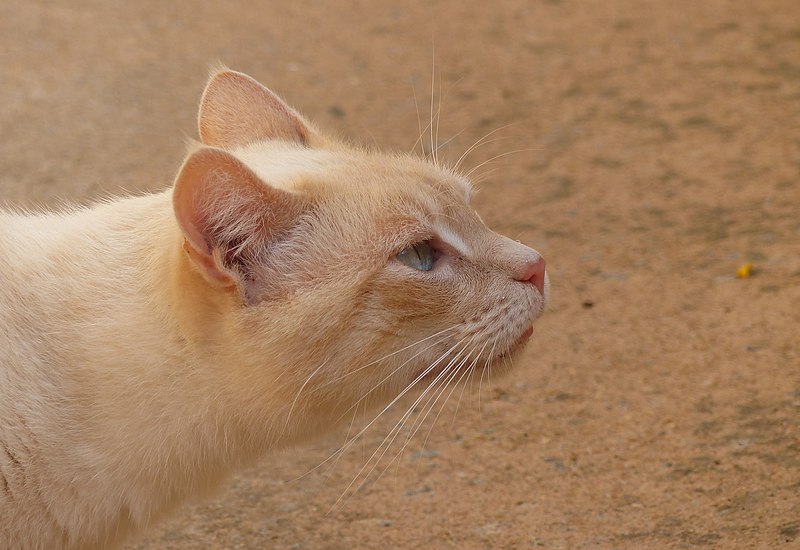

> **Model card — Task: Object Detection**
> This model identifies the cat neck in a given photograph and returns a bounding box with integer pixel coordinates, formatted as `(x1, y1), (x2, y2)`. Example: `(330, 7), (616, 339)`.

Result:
(2, 192), (303, 539)
(47, 191), (302, 443)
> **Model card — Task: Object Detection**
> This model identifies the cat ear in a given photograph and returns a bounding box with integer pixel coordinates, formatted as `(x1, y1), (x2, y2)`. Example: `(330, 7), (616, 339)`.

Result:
(172, 146), (307, 298)
(198, 68), (319, 149)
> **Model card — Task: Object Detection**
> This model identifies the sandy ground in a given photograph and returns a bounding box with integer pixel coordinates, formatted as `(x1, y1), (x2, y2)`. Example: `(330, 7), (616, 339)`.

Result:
(2, 1), (799, 548)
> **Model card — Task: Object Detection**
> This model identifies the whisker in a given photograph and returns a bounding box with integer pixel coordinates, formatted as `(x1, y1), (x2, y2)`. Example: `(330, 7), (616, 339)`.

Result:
(487, 340), (506, 401)
(465, 148), (547, 179)
(398, 338), (477, 451)
(382, 338), (481, 483)
(377, 343), (479, 487)
(470, 167), (501, 186)
(338, 338), (476, 504)
(278, 359), (329, 440)
(316, 393), (363, 486)
(292, 329), (460, 483)
(453, 123), (520, 173)
(414, 343), (479, 454)
(431, 75), (465, 164)
(333, 331), (457, 422)
(332, 334), (481, 507)
(390, 339), (484, 484)
(451, 340), (489, 428)
(454, 136), (515, 174)
(367, 338), (472, 456)
(393, 355), (471, 481)
(410, 78), (424, 156)
(478, 335), (500, 418)
(410, 121), (435, 159)
(315, 325), (458, 391)
(434, 77), (443, 166)
(429, 41), (436, 163)
(434, 128), (465, 153)
(387, 348), (475, 482)
(320, 336), (469, 489)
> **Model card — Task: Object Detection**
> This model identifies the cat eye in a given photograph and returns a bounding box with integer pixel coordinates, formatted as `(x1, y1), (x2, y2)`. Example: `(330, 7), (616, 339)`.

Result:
(396, 240), (435, 271)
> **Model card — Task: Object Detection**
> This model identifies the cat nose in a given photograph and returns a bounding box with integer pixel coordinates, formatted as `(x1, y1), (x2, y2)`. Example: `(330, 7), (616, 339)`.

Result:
(515, 256), (546, 295)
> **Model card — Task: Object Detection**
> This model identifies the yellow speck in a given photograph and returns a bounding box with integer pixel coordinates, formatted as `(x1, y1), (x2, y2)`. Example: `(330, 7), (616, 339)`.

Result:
(736, 263), (754, 278)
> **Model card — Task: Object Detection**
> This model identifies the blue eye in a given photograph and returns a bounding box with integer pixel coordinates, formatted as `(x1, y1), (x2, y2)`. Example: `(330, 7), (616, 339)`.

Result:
(396, 240), (435, 271)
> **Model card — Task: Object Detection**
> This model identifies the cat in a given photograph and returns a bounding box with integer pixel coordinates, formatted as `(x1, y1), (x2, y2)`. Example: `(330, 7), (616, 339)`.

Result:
(0, 68), (549, 549)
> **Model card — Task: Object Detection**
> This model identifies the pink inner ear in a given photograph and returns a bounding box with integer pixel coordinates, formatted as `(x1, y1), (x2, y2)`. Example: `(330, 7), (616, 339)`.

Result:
(172, 146), (307, 289)
(172, 150), (219, 257)
(198, 70), (312, 149)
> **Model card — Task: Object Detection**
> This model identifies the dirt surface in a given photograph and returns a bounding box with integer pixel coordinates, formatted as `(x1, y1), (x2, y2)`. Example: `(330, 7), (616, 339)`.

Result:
(2, 1), (799, 548)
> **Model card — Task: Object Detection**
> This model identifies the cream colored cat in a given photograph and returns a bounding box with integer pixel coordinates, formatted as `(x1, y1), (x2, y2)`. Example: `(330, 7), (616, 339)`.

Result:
(0, 68), (548, 549)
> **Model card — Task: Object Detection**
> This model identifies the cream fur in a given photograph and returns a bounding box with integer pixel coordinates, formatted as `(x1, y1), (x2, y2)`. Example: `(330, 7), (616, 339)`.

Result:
(0, 69), (548, 549)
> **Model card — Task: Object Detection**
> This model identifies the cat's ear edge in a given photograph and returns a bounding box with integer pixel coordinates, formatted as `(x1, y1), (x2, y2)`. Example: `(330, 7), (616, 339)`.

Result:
(198, 68), (320, 149)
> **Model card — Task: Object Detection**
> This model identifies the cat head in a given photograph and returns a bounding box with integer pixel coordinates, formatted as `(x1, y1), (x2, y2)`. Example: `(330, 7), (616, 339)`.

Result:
(171, 68), (549, 439)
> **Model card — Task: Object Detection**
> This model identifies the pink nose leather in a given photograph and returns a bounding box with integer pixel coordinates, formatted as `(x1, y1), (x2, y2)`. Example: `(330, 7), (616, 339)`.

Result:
(516, 256), (546, 295)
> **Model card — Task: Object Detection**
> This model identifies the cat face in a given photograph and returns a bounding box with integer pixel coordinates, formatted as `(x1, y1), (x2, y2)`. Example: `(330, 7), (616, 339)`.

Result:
(172, 69), (548, 432)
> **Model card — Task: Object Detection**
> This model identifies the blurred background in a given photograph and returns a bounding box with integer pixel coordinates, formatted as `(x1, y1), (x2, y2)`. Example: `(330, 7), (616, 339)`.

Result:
(1, 1), (798, 548)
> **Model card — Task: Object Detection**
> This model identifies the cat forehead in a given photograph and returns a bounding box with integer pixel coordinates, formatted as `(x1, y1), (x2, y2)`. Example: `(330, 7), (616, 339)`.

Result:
(233, 143), (472, 202)
(233, 143), (482, 257)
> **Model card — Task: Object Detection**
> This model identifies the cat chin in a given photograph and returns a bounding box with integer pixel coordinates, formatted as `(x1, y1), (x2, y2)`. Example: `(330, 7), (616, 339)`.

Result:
(498, 325), (535, 360)
(476, 323), (535, 377)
